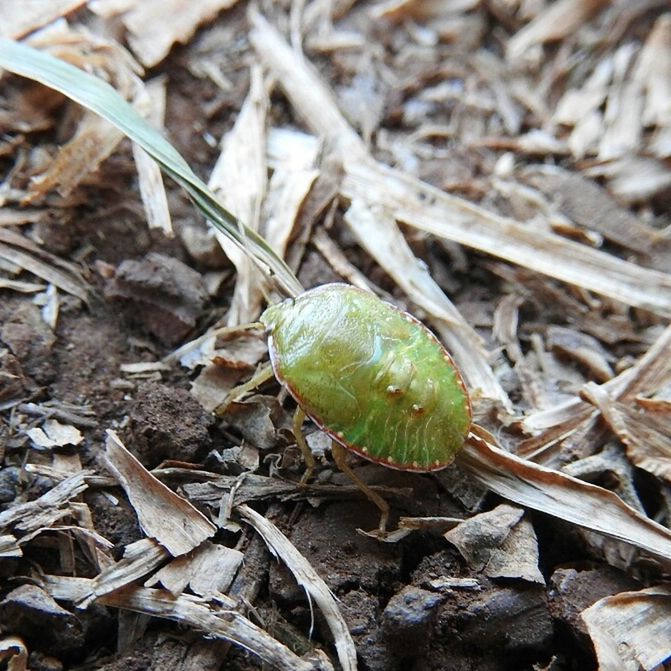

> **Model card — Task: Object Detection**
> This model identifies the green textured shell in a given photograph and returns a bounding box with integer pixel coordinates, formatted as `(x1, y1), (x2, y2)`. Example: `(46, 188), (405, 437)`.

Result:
(260, 283), (472, 472)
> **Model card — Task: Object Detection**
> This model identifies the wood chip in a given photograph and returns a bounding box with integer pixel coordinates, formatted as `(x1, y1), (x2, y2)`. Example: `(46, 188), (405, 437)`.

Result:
(0, 241), (87, 302)
(26, 418), (83, 448)
(0, 1), (86, 39)
(45, 575), (319, 671)
(145, 541), (244, 597)
(444, 503), (545, 583)
(582, 585), (671, 671)
(507, 0), (610, 61)
(209, 65), (268, 326)
(90, 0), (239, 67)
(132, 77), (172, 235)
(104, 430), (216, 556)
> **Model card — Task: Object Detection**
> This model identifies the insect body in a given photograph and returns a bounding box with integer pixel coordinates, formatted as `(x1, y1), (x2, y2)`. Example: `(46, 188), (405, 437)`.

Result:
(260, 284), (472, 474)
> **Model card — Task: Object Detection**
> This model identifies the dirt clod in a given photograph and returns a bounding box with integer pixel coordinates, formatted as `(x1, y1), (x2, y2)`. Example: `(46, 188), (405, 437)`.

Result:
(382, 585), (442, 638)
(129, 380), (214, 467)
(0, 465), (22, 504)
(1, 303), (56, 385)
(548, 565), (640, 644)
(106, 252), (208, 345)
(0, 584), (84, 655)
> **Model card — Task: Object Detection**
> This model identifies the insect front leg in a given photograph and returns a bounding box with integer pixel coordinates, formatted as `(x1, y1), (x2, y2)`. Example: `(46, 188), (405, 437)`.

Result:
(330, 440), (390, 536)
(293, 406), (316, 484)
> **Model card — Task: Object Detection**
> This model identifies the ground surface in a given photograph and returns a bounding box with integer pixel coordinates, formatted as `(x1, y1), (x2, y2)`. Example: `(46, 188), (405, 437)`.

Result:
(1, 2), (671, 671)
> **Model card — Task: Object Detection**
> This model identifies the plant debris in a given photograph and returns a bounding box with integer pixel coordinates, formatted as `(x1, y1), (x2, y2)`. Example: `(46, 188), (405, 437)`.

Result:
(1, 1), (671, 669)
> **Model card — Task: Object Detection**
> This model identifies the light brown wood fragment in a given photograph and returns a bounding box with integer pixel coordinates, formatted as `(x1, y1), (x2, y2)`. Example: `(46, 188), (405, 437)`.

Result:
(27, 111), (125, 201)
(131, 77), (172, 235)
(209, 65), (268, 326)
(90, 0), (239, 67)
(546, 326), (614, 383)
(0, 1), (86, 39)
(250, 12), (671, 320)
(554, 57), (612, 127)
(582, 585), (671, 671)
(145, 541), (244, 597)
(45, 575), (318, 670)
(507, 0), (610, 61)
(312, 228), (376, 292)
(104, 431), (216, 556)
(459, 431), (671, 563)
(370, 0), (480, 21)
(598, 43), (643, 161)
(521, 167), (660, 256)
(77, 538), (170, 608)
(0, 470), (88, 530)
(0, 210), (48, 227)
(19, 22), (153, 212)
(585, 156), (671, 203)
(262, 163), (319, 261)
(636, 15), (671, 133)
(492, 294), (524, 362)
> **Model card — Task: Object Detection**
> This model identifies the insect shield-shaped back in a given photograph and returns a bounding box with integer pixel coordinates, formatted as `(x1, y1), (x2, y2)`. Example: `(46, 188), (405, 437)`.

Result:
(260, 284), (472, 471)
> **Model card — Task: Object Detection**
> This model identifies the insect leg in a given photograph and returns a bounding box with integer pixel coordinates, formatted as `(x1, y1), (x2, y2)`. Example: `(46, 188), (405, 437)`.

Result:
(293, 406), (316, 485)
(331, 440), (390, 535)
(214, 362), (275, 415)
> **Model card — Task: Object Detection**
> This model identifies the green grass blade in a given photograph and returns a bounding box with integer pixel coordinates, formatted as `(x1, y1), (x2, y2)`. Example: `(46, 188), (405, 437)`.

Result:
(0, 38), (303, 298)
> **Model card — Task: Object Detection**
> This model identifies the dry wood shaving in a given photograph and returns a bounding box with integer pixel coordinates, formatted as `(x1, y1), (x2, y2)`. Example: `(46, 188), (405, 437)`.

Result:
(104, 430), (216, 555)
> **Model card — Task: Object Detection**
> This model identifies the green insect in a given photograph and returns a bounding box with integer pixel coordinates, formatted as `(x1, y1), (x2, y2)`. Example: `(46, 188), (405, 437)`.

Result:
(260, 283), (472, 534)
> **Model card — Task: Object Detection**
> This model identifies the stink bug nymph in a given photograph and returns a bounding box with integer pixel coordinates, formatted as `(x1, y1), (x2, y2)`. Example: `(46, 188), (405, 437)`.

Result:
(259, 283), (472, 534)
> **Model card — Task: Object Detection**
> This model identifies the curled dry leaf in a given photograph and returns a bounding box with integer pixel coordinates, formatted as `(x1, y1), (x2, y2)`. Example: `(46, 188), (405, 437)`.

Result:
(458, 431), (671, 565)
(444, 503), (545, 584)
(581, 585), (671, 671)
(582, 382), (671, 483)
(104, 430), (216, 556)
